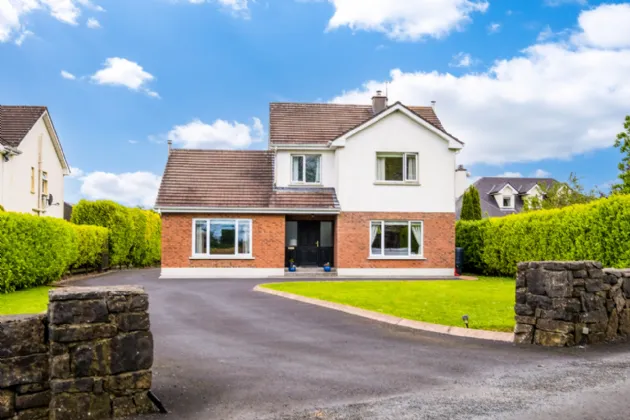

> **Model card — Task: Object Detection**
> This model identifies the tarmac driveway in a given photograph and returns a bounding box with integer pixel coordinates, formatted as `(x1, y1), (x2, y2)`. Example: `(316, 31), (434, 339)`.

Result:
(75, 269), (630, 420)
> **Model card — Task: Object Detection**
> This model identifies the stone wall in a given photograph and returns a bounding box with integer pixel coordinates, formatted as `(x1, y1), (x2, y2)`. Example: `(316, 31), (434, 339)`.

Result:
(0, 315), (50, 420)
(0, 285), (159, 420)
(514, 261), (630, 347)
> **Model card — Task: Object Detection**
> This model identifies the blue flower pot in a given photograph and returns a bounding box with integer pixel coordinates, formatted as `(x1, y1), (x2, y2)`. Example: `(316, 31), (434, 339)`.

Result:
(323, 266), (331, 272)
(288, 266), (296, 272)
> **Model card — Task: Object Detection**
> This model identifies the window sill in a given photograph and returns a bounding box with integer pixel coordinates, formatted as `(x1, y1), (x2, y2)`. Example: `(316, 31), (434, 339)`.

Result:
(368, 256), (426, 260)
(289, 183), (324, 187)
(190, 255), (255, 260)
(373, 181), (420, 186)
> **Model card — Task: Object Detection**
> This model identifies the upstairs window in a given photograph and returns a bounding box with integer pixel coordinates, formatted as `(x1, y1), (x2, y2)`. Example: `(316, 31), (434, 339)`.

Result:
(292, 155), (321, 184)
(502, 197), (513, 208)
(376, 153), (418, 182)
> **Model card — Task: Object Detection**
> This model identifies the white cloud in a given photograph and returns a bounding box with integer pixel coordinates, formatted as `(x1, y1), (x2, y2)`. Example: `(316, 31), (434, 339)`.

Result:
(60, 70), (76, 79)
(0, 0), (103, 43)
(545, 0), (587, 6)
(67, 166), (84, 178)
(324, 0), (489, 41)
(331, 3), (630, 166)
(573, 4), (630, 49)
(14, 29), (33, 45)
(128, 140), (139, 144)
(496, 172), (523, 178)
(167, 117), (264, 149)
(533, 169), (551, 178)
(186, 0), (250, 18)
(450, 52), (475, 68)
(487, 22), (501, 34)
(86, 17), (100, 28)
(80, 171), (161, 208)
(90, 58), (159, 98)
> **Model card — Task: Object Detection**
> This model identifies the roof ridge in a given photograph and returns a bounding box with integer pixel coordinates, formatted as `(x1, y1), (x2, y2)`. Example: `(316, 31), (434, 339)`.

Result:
(172, 148), (272, 153)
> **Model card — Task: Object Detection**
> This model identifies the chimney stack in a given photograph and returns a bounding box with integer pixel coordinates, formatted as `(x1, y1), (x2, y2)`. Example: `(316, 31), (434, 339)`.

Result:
(372, 90), (388, 114)
(167, 139), (173, 155)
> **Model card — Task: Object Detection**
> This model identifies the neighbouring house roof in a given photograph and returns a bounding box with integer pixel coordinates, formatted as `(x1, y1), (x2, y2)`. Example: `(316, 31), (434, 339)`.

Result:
(0, 105), (47, 148)
(269, 102), (449, 146)
(155, 149), (340, 212)
(456, 177), (558, 219)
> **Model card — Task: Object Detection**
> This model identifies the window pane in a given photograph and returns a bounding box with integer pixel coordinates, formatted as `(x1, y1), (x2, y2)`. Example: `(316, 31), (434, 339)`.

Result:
(210, 221), (236, 255)
(238, 221), (251, 255)
(384, 223), (409, 256)
(292, 156), (303, 182)
(410, 223), (422, 255)
(305, 155), (320, 183)
(370, 221), (382, 255)
(194, 221), (208, 254)
(376, 157), (385, 180)
(286, 221), (298, 247)
(384, 157), (403, 181)
(406, 154), (417, 181)
(320, 222), (333, 247)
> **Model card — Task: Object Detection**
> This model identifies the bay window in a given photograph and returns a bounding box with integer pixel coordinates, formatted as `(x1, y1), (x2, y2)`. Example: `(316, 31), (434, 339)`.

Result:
(193, 219), (252, 258)
(370, 221), (423, 258)
(376, 152), (418, 182)
(292, 154), (321, 184)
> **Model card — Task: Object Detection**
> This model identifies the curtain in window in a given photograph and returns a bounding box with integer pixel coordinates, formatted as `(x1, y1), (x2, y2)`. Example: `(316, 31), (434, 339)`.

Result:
(238, 221), (251, 254)
(411, 223), (422, 255)
(370, 222), (382, 254)
(195, 221), (207, 254)
(376, 157), (385, 181)
(292, 156), (303, 182)
(406, 154), (417, 181)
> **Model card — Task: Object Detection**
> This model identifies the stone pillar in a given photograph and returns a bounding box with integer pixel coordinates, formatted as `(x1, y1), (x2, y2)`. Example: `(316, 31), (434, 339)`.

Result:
(47, 286), (158, 419)
(0, 315), (50, 420)
(514, 261), (630, 347)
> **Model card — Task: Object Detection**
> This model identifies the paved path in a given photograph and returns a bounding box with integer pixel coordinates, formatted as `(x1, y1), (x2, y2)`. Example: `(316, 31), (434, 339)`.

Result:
(75, 269), (630, 420)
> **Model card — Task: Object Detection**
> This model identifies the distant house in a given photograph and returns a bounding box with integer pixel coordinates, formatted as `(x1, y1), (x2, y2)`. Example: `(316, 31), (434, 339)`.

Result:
(456, 177), (558, 219)
(0, 106), (70, 218)
(155, 92), (464, 278)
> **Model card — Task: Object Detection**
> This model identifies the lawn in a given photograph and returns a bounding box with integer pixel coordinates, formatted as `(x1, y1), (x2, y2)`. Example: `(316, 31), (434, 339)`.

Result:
(261, 277), (516, 332)
(0, 287), (50, 316)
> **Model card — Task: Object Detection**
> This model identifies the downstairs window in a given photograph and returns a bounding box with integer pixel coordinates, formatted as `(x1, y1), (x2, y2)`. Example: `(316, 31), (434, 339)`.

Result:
(370, 221), (423, 258)
(193, 219), (252, 257)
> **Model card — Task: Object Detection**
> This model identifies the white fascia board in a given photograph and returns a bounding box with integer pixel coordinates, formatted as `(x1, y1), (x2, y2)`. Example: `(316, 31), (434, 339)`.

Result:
(272, 144), (331, 151)
(330, 103), (464, 150)
(42, 112), (70, 173)
(156, 206), (341, 215)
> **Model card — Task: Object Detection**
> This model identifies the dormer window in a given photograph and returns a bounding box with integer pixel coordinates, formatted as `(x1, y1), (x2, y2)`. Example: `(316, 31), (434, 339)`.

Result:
(503, 197), (512, 208)
(291, 155), (321, 184)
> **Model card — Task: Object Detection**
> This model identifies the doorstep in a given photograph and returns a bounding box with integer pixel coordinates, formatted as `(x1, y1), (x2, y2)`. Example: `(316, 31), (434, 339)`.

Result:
(284, 267), (338, 278)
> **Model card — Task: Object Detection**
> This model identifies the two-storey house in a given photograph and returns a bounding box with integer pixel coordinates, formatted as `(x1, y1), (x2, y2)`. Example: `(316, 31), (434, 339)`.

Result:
(0, 106), (70, 218)
(155, 92), (464, 278)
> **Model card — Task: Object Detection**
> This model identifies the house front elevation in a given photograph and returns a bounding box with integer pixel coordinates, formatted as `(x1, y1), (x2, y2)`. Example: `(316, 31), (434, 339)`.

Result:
(155, 92), (464, 278)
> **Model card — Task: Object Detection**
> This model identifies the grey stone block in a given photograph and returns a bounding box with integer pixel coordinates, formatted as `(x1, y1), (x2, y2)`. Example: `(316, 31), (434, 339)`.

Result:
(534, 330), (572, 347)
(50, 378), (94, 394)
(514, 315), (536, 325)
(49, 299), (109, 325)
(114, 312), (150, 332)
(580, 309), (609, 324)
(70, 340), (112, 377)
(567, 262), (586, 270)
(13, 407), (48, 420)
(110, 331), (154, 374)
(536, 318), (574, 334)
(515, 304), (534, 316)
(572, 269), (587, 279)
(134, 392), (160, 414)
(585, 278), (604, 292)
(0, 390), (14, 419)
(15, 390), (51, 410)
(0, 315), (47, 358)
(104, 371), (152, 396)
(129, 295), (149, 312)
(526, 293), (553, 309)
(526, 270), (546, 295)
(544, 270), (572, 298)
(49, 323), (117, 343)
(50, 353), (70, 380)
(0, 354), (48, 388)
(15, 383), (49, 394)
(49, 392), (111, 420)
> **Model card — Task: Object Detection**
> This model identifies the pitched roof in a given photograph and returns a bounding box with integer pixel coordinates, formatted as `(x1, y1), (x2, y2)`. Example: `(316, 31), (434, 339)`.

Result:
(456, 177), (559, 219)
(0, 106), (47, 148)
(269, 103), (447, 146)
(155, 149), (340, 211)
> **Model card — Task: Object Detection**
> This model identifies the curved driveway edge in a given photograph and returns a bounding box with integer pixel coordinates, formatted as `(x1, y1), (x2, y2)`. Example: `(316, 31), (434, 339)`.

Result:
(254, 285), (514, 343)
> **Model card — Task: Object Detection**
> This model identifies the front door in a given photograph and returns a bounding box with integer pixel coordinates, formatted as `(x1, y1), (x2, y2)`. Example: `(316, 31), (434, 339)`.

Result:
(297, 221), (320, 266)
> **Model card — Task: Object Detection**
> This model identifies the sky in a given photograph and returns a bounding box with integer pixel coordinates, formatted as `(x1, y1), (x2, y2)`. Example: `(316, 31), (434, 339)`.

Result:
(1, 0), (629, 207)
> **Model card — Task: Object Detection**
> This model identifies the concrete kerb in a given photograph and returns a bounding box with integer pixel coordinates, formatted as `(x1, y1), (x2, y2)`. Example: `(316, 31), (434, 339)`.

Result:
(253, 285), (513, 343)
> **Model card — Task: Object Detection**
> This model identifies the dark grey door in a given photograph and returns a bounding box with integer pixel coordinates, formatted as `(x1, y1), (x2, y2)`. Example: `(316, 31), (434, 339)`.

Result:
(297, 221), (320, 266)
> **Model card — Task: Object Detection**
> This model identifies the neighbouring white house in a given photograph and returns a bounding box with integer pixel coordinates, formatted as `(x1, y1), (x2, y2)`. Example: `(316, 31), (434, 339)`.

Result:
(0, 106), (70, 218)
(155, 91), (466, 278)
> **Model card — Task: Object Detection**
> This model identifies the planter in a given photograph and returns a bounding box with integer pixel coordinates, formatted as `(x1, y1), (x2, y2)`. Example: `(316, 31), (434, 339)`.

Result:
(288, 266), (297, 272)
(323, 266), (331, 272)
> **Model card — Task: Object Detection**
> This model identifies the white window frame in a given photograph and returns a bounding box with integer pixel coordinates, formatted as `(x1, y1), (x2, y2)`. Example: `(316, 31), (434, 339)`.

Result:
(375, 152), (419, 183)
(291, 154), (321, 184)
(502, 196), (513, 208)
(369, 220), (424, 259)
(191, 218), (253, 259)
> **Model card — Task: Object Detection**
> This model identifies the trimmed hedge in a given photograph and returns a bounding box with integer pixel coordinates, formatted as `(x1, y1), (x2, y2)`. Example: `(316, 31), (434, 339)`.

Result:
(456, 195), (630, 276)
(71, 200), (160, 268)
(72, 224), (109, 270)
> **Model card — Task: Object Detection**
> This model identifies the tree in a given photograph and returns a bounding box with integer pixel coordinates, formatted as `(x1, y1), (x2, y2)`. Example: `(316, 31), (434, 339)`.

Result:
(460, 186), (482, 220)
(523, 173), (600, 212)
(612, 115), (630, 195)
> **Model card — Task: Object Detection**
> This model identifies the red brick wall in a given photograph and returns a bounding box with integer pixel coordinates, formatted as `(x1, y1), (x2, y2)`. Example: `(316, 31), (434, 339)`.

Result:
(161, 213), (285, 268)
(335, 212), (455, 269)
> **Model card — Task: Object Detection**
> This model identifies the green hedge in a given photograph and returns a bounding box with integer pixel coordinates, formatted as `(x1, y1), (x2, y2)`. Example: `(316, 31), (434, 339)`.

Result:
(456, 195), (630, 276)
(71, 200), (160, 267)
(0, 212), (78, 293)
(72, 224), (109, 270)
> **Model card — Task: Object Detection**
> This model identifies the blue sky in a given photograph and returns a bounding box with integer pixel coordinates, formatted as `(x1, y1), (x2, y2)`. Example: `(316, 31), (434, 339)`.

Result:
(1, 0), (629, 206)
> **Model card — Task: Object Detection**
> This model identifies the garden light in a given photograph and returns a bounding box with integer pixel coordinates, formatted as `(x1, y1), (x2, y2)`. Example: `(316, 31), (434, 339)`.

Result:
(462, 315), (469, 328)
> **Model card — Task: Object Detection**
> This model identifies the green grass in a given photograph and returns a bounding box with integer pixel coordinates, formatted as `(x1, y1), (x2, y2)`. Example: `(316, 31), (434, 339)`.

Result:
(262, 277), (516, 332)
(0, 287), (50, 316)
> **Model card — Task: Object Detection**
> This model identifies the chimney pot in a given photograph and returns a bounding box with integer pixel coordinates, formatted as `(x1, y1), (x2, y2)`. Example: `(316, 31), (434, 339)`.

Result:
(372, 90), (388, 114)
(167, 139), (173, 155)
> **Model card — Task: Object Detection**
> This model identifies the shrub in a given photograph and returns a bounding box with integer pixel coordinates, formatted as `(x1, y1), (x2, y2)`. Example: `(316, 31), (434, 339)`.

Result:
(0, 212), (78, 293)
(71, 224), (109, 270)
(128, 208), (161, 267)
(71, 200), (135, 267)
(456, 195), (630, 276)
(0, 204), (4, 211)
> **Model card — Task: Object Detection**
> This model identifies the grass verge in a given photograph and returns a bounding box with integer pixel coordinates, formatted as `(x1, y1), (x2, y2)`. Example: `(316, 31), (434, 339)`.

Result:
(0, 287), (50, 316)
(261, 277), (515, 332)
